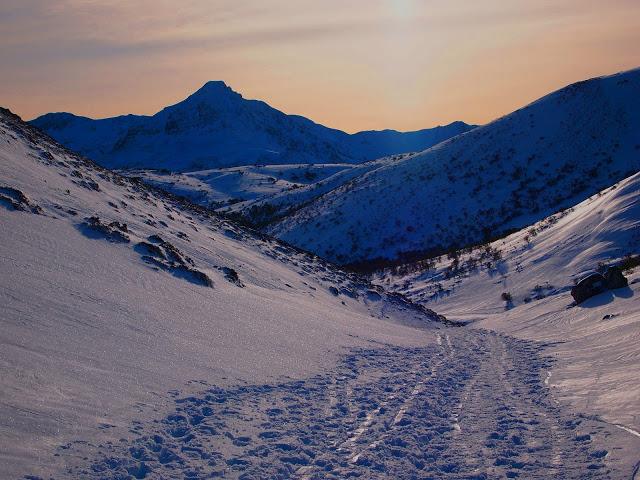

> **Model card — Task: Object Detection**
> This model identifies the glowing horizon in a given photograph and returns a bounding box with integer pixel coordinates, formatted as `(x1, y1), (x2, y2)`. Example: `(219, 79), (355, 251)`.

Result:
(1, 0), (639, 133)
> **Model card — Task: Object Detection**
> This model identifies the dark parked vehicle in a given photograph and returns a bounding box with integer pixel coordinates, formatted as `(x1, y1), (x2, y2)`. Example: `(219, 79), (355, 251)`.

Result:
(571, 272), (607, 304)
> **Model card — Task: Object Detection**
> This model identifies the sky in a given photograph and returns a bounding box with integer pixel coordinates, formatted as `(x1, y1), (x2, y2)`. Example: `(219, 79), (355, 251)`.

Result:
(1, 0), (639, 132)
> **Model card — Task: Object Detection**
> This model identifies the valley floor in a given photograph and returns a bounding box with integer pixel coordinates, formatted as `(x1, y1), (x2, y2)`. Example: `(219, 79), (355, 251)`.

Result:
(54, 329), (639, 479)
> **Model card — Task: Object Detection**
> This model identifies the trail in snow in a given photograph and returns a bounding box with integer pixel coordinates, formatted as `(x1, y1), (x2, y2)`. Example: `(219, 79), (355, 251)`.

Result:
(613, 423), (640, 439)
(53, 330), (630, 479)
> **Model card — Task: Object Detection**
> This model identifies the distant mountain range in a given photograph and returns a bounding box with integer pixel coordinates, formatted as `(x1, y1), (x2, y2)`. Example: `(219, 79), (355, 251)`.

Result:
(30, 81), (473, 171)
(269, 68), (640, 267)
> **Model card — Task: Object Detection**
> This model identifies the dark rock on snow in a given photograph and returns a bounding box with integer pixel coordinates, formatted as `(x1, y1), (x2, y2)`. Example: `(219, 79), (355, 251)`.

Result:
(604, 265), (628, 290)
(571, 266), (628, 304)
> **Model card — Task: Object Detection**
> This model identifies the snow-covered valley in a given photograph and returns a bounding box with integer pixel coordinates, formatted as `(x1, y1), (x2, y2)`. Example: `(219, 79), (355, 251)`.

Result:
(0, 108), (446, 478)
(121, 162), (371, 214)
(118, 155), (413, 229)
(1, 67), (640, 480)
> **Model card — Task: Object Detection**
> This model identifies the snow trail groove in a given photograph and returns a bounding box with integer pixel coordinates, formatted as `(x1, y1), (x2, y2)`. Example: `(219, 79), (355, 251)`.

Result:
(59, 330), (624, 479)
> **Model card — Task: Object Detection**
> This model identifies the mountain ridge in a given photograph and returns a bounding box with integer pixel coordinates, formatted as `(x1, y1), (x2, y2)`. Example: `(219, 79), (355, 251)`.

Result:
(270, 67), (640, 266)
(30, 82), (474, 171)
(4, 71), (640, 480)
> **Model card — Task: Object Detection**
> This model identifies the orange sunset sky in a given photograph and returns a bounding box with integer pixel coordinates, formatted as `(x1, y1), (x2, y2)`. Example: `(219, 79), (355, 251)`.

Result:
(1, 0), (639, 132)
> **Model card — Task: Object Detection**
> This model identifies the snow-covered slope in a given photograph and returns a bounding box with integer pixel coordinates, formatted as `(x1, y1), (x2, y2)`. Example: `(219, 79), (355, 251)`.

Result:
(122, 155), (413, 228)
(377, 170), (640, 439)
(30, 82), (472, 171)
(123, 163), (359, 210)
(0, 108), (446, 478)
(3, 108), (638, 479)
(271, 68), (640, 266)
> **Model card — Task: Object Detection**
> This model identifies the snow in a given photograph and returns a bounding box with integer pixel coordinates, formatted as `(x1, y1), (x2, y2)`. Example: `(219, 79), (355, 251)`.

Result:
(378, 170), (640, 467)
(122, 163), (359, 210)
(30, 82), (472, 171)
(120, 155), (415, 231)
(2, 68), (640, 479)
(271, 67), (640, 265)
(0, 109), (442, 478)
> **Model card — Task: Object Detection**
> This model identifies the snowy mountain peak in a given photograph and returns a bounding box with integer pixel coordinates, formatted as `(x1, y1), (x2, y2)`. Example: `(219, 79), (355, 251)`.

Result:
(199, 79), (232, 91)
(183, 80), (242, 103)
(29, 86), (474, 171)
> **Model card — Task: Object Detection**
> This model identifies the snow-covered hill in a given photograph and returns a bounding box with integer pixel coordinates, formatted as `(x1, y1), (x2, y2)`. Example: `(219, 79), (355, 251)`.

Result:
(377, 170), (640, 441)
(122, 163), (359, 210)
(121, 155), (413, 228)
(30, 82), (472, 171)
(271, 68), (640, 266)
(0, 107), (448, 478)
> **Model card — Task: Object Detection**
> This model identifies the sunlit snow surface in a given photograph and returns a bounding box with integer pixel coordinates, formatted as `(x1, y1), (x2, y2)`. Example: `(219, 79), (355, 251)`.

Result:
(0, 110), (442, 478)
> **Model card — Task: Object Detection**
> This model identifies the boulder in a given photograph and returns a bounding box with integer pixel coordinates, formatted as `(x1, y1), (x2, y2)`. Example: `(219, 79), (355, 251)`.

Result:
(571, 272), (607, 304)
(604, 265), (628, 289)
